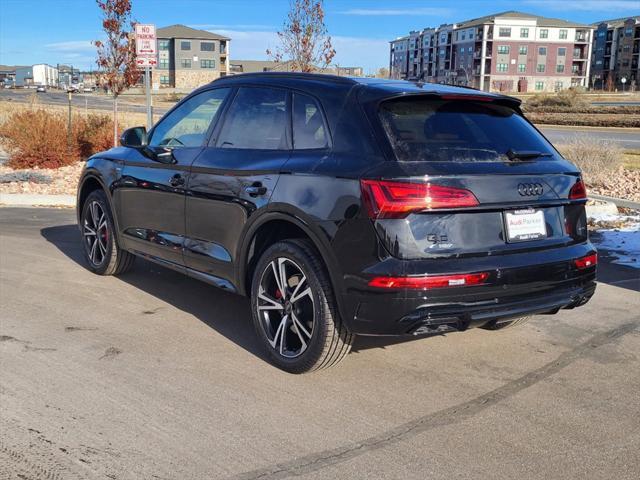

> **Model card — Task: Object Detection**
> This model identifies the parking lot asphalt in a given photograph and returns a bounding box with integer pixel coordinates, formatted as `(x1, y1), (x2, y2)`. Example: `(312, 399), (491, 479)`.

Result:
(0, 207), (639, 480)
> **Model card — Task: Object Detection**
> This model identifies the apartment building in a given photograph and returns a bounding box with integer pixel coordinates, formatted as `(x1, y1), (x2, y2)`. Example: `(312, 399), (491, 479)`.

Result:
(591, 16), (640, 90)
(153, 24), (230, 90)
(389, 11), (593, 93)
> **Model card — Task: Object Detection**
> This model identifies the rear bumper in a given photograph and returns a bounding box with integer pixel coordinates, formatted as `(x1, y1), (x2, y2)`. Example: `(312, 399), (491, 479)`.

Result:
(341, 243), (597, 335)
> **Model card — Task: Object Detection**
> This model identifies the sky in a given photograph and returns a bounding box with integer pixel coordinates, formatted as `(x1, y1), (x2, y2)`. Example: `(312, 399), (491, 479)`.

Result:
(0, 0), (638, 74)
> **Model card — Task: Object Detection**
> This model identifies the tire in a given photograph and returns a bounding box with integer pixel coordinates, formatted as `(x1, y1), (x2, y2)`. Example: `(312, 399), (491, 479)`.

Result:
(250, 239), (354, 373)
(482, 316), (532, 331)
(80, 190), (134, 276)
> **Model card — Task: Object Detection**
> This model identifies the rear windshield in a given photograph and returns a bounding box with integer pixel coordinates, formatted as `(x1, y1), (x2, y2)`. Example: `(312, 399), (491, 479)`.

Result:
(378, 97), (555, 162)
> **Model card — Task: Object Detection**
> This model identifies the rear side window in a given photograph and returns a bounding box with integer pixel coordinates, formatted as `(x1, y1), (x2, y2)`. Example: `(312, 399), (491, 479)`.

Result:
(293, 93), (328, 149)
(217, 87), (288, 150)
(378, 97), (554, 162)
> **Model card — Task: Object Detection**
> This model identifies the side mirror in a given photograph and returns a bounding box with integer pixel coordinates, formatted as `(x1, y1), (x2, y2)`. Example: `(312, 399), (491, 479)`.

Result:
(120, 126), (147, 148)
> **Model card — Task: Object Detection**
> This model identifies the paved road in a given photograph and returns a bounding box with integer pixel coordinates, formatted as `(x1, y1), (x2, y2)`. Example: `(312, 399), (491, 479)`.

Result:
(0, 89), (168, 115)
(539, 126), (640, 149)
(1, 207), (638, 479)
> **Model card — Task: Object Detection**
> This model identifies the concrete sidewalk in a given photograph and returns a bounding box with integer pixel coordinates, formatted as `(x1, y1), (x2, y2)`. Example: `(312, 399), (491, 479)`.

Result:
(0, 193), (75, 207)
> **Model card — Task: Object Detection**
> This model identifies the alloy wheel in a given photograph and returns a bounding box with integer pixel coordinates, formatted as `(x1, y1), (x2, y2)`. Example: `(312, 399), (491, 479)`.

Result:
(83, 200), (109, 266)
(257, 257), (315, 358)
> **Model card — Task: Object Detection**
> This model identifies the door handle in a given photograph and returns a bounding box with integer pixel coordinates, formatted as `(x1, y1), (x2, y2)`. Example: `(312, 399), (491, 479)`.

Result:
(170, 173), (185, 187)
(245, 183), (268, 197)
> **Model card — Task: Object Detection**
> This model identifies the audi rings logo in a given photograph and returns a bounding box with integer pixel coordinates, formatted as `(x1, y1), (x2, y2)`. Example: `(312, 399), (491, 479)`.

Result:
(517, 183), (544, 196)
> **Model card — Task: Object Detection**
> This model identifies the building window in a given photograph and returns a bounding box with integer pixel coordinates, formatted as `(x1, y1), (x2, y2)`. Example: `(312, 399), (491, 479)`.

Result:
(540, 29), (548, 39)
(158, 58), (169, 69)
(558, 47), (566, 56)
(497, 63), (508, 72)
(537, 64), (546, 72)
(521, 28), (529, 38)
(160, 75), (170, 85)
(597, 31), (605, 37)
(201, 59), (215, 68)
(555, 81), (564, 90)
(460, 47), (465, 53)
(535, 81), (544, 90)
(201, 42), (215, 52)
(468, 46), (473, 52)
(497, 45), (510, 54)
(158, 40), (169, 51)
(556, 64), (565, 73)
(181, 59), (191, 68)
(559, 29), (568, 39)
(625, 27), (633, 36)
(519, 45), (528, 55)
(538, 47), (547, 56)
(572, 64), (579, 74)
(469, 32), (474, 39)
(180, 41), (191, 50)
(499, 27), (511, 37)
(518, 64), (526, 72)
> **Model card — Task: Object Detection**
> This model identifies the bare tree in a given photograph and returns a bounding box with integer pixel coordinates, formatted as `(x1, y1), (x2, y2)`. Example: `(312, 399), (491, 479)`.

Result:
(94, 0), (141, 146)
(374, 67), (389, 79)
(267, 0), (335, 72)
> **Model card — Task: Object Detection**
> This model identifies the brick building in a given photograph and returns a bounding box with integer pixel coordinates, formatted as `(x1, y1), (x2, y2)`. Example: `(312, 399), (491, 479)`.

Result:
(591, 16), (640, 90)
(153, 25), (230, 90)
(389, 11), (593, 93)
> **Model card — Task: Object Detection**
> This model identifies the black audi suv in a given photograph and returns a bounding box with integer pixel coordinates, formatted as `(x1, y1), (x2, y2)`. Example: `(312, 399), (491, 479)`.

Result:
(76, 73), (596, 373)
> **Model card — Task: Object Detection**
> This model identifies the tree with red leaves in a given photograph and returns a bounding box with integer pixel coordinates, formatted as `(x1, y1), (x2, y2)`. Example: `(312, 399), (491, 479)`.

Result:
(267, 0), (335, 72)
(94, 0), (140, 146)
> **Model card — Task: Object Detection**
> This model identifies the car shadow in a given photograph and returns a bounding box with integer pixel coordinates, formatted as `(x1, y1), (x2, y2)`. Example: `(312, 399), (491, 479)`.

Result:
(40, 224), (433, 358)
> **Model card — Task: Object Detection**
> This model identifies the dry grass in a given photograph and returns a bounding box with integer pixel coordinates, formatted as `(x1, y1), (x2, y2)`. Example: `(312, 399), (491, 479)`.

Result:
(623, 150), (640, 171)
(557, 137), (623, 187)
(0, 99), (146, 169)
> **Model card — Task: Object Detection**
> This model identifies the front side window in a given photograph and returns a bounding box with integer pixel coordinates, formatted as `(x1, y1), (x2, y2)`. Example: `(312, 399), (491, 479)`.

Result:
(201, 59), (215, 68)
(558, 47), (566, 56)
(181, 59), (191, 69)
(497, 63), (508, 72)
(149, 88), (230, 147)
(559, 29), (568, 39)
(521, 28), (529, 38)
(539, 47), (547, 55)
(217, 87), (288, 150)
(535, 81), (544, 90)
(201, 42), (215, 51)
(499, 28), (511, 37)
(518, 64), (526, 72)
(519, 45), (528, 55)
(158, 40), (170, 51)
(293, 93), (328, 149)
(556, 64), (565, 73)
(540, 29), (548, 39)
(181, 41), (191, 50)
(497, 45), (510, 54)
(378, 98), (554, 163)
(537, 64), (546, 72)
(158, 58), (169, 69)
(160, 75), (170, 85)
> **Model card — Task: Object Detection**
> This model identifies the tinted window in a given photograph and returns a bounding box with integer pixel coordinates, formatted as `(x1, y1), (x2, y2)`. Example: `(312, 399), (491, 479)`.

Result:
(149, 88), (230, 147)
(217, 87), (288, 150)
(293, 93), (328, 149)
(378, 98), (555, 163)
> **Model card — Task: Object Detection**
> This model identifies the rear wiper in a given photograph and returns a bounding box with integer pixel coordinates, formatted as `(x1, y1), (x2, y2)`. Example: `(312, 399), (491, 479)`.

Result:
(506, 149), (553, 161)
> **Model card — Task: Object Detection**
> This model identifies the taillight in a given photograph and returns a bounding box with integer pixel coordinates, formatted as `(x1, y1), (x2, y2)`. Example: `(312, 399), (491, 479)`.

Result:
(368, 272), (489, 290)
(360, 180), (479, 219)
(569, 179), (587, 200)
(575, 253), (597, 269)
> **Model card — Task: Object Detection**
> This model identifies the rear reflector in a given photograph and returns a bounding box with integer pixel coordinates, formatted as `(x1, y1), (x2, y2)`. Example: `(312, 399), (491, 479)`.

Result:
(569, 179), (587, 200)
(574, 253), (597, 269)
(360, 180), (479, 219)
(368, 272), (489, 290)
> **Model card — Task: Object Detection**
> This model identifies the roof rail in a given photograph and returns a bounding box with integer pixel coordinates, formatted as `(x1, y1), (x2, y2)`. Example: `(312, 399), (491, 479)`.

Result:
(211, 71), (358, 85)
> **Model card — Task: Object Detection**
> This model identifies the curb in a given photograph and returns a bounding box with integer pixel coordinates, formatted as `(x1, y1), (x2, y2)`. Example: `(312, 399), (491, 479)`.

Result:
(0, 193), (75, 208)
(590, 194), (640, 210)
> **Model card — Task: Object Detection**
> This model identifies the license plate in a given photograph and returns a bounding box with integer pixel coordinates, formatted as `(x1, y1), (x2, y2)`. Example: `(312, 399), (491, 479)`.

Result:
(505, 209), (547, 242)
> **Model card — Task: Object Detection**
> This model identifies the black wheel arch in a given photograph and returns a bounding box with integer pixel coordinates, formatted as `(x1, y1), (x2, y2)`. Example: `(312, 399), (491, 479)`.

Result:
(237, 208), (348, 324)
